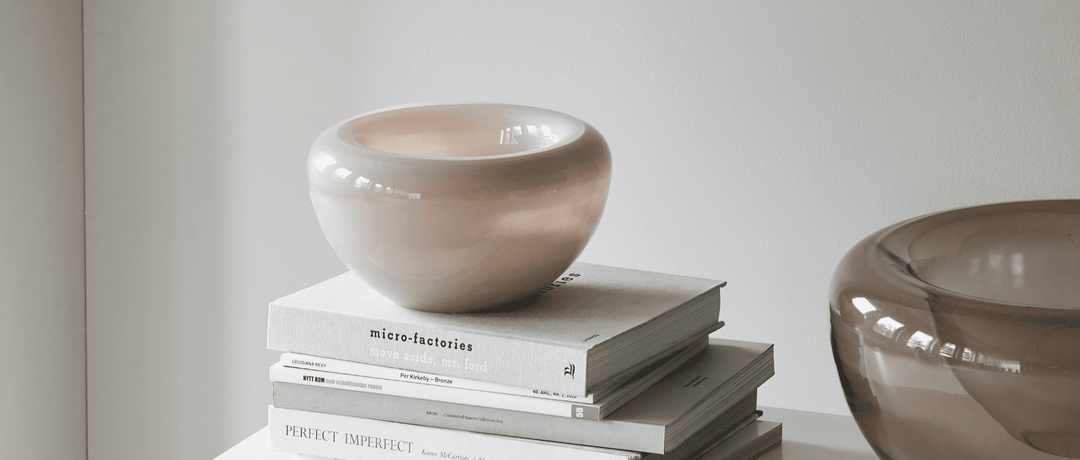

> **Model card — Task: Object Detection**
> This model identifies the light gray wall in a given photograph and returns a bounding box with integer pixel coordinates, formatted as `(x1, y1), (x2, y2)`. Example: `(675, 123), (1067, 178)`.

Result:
(0, 1), (86, 459)
(82, 1), (1080, 458)
(84, 1), (176, 459)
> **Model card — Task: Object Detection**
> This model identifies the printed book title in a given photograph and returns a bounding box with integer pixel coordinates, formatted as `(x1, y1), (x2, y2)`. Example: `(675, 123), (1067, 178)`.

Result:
(284, 425), (413, 452)
(371, 329), (474, 352)
(284, 425), (476, 459)
(369, 347), (488, 374)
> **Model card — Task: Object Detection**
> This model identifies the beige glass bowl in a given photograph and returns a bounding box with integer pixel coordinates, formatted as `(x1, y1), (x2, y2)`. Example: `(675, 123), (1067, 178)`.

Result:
(830, 200), (1080, 460)
(308, 103), (611, 313)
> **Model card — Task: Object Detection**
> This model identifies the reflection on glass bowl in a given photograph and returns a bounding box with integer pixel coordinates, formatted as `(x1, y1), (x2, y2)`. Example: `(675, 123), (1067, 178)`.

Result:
(831, 200), (1080, 460)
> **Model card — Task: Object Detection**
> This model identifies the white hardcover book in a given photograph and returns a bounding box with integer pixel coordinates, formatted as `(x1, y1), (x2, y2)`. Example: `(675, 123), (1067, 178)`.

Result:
(273, 416), (771, 460)
(277, 333), (711, 420)
(267, 262), (724, 396)
(268, 406), (642, 460)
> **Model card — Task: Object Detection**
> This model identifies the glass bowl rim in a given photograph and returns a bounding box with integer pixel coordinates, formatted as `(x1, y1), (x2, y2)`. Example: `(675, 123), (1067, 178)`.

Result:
(869, 199), (1080, 314)
(330, 102), (591, 163)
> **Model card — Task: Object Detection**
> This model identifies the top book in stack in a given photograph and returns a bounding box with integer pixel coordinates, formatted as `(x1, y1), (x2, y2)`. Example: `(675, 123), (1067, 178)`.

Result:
(267, 262), (724, 396)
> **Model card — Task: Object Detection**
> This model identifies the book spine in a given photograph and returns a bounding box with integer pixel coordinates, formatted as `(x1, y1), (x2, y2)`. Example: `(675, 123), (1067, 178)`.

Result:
(273, 381), (668, 453)
(268, 406), (640, 460)
(280, 352), (596, 403)
(270, 364), (603, 420)
(267, 303), (591, 395)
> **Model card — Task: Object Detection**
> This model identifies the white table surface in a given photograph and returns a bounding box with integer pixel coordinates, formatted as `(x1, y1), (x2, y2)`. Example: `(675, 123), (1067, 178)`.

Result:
(213, 407), (878, 460)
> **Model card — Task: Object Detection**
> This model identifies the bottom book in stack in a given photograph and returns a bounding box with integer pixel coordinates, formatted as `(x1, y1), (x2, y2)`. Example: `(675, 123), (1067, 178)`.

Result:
(268, 339), (780, 460)
(271, 411), (780, 460)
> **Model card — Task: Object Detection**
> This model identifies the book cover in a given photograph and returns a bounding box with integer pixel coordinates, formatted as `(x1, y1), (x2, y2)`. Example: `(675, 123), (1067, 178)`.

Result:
(268, 406), (642, 460)
(273, 338), (773, 454)
(272, 337), (710, 420)
(267, 262), (724, 395)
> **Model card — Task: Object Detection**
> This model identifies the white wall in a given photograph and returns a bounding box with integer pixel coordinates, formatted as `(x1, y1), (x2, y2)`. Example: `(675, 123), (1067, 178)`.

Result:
(83, 1), (1080, 458)
(0, 1), (85, 459)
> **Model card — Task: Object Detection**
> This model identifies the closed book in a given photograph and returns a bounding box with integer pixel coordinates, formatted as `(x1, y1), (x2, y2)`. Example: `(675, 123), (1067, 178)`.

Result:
(269, 406), (763, 460)
(692, 420), (782, 460)
(267, 262), (724, 396)
(268, 406), (642, 460)
(272, 337), (709, 420)
(640, 409), (763, 460)
(278, 323), (719, 406)
(273, 338), (773, 454)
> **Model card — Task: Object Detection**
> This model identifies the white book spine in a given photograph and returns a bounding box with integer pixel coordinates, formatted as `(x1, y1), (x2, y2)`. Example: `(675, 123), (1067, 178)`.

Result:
(268, 406), (641, 460)
(268, 304), (590, 395)
(280, 352), (595, 404)
(270, 363), (601, 420)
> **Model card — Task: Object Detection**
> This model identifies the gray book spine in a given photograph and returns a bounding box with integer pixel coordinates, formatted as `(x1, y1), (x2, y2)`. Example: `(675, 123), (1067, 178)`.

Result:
(273, 381), (670, 453)
(267, 304), (588, 395)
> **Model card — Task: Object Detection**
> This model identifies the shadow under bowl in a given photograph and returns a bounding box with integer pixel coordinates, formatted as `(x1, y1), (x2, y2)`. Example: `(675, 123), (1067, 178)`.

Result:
(308, 103), (611, 313)
(830, 200), (1080, 459)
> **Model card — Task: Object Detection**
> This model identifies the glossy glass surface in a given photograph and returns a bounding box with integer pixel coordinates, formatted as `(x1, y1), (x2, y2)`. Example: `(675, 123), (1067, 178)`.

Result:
(831, 200), (1080, 460)
(308, 103), (611, 313)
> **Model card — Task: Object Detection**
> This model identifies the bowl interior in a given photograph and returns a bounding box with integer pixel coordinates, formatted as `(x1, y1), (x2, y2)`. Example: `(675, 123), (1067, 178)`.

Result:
(340, 104), (585, 159)
(905, 208), (1080, 309)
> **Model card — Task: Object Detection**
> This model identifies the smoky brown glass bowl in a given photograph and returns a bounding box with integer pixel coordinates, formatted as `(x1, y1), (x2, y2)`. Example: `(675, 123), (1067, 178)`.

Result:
(308, 103), (611, 313)
(830, 200), (1080, 460)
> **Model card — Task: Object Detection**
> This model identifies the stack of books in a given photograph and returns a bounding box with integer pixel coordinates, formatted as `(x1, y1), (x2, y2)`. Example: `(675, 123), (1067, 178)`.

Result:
(265, 263), (781, 460)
